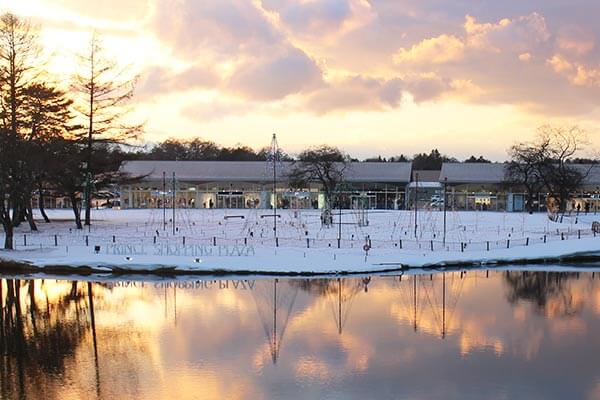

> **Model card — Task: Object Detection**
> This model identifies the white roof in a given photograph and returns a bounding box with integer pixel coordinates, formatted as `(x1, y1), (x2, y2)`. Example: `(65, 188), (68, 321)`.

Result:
(119, 160), (413, 183)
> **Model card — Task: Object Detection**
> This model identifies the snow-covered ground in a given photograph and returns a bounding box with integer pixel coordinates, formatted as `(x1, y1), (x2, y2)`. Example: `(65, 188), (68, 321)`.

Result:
(1, 208), (600, 274)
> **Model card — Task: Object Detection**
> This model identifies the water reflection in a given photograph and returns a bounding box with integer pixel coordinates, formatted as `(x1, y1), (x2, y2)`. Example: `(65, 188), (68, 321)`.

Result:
(1, 269), (600, 399)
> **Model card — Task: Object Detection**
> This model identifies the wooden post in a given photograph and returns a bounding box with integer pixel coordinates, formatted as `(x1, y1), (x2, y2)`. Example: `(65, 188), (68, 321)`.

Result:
(85, 236), (89, 246)
(486, 241), (489, 251)
(213, 236), (216, 246)
(54, 235), (58, 246)
(506, 239), (510, 248)
(307, 238), (310, 248)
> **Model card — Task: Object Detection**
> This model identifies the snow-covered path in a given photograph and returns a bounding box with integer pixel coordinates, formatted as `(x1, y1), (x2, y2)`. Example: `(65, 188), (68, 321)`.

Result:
(1, 208), (600, 274)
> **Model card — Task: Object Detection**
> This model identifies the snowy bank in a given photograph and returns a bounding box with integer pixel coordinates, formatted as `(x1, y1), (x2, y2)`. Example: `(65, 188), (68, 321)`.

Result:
(1, 209), (600, 275)
(1, 236), (600, 275)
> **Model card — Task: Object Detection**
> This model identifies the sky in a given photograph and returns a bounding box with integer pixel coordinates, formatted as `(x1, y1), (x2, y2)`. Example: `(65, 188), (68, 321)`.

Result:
(4, 0), (600, 160)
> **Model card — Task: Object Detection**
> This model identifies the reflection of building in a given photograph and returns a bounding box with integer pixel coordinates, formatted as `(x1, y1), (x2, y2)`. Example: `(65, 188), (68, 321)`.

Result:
(119, 161), (412, 210)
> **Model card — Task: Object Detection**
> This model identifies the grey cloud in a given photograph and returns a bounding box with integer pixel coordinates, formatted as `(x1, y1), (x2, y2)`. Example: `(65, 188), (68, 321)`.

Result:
(137, 65), (220, 99)
(228, 47), (324, 100)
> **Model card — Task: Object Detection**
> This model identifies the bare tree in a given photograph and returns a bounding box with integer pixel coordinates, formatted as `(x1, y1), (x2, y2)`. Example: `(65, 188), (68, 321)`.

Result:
(506, 125), (595, 218)
(0, 13), (41, 249)
(505, 140), (548, 213)
(537, 125), (594, 215)
(72, 34), (142, 227)
(288, 145), (349, 210)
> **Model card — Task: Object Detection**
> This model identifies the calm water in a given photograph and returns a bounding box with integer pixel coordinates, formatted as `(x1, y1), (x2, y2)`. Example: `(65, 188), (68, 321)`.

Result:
(2, 269), (600, 399)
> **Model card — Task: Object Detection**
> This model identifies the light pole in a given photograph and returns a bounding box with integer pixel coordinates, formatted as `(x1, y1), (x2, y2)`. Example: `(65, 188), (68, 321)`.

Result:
(268, 133), (281, 239)
(162, 171), (166, 231)
(172, 172), (176, 235)
(443, 177), (447, 246)
(414, 172), (419, 239)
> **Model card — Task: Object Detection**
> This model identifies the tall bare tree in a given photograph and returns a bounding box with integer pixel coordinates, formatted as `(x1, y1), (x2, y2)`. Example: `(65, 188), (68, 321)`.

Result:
(0, 13), (41, 249)
(72, 34), (142, 227)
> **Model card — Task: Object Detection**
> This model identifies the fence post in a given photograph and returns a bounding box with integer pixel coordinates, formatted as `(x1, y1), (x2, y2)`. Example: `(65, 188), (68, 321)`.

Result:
(526, 237), (529, 246)
(306, 238), (310, 248)
(276, 237), (279, 247)
(399, 239), (402, 249)
(244, 237), (247, 245)
(23, 234), (26, 247)
(213, 237), (216, 246)
(486, 241), (489, 251)
(506, 239), (510, 249)
(544, 235), (546, 243)
(561, 232), (565, 240)
(430, 240), (433, 251)
(54, 235), (58, 247)
(183, 236), (186, 245)
(337, 238), (340, 249)
(153, 236), (157, 244)
(85, 235), (89, 246)
(461, 243), (464, 252)
(578, 230), (581, 239)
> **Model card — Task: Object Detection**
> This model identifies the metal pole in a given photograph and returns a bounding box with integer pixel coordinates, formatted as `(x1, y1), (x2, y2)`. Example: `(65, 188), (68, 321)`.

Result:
(338, 191), (342, 248)
(172, 172), (176, 235)
(414, 173), (419, 238)
(443, 177), (447, 246)
(273, 143), (277, 238)
(162, 171), (166, 231)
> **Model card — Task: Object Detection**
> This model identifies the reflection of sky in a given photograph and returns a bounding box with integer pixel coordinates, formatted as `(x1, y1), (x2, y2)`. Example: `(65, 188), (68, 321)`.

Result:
(3, 271), (600, 399)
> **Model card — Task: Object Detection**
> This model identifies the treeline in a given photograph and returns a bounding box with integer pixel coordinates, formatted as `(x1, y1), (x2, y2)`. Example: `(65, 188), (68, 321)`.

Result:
(128, 140), (491, 169)
(0, 14), (141, 248)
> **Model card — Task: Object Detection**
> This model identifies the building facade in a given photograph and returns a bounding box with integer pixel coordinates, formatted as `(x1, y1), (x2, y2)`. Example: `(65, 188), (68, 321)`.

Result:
(118, 160), (412, 210)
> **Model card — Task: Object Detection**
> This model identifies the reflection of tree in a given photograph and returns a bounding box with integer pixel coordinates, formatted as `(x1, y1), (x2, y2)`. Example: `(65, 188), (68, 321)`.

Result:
(0, 279), (91, 399)
(252, 279), (299, 364)
(504, 271), (583, 316)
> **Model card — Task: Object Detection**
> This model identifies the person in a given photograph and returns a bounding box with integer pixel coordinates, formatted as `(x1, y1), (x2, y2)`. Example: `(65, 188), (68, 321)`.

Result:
(585, 202), (590, 214)
(577, 203), (581, 215)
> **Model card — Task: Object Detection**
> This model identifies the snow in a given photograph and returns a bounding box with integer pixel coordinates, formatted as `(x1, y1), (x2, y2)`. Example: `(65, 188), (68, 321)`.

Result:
(1, 208), (600, 275)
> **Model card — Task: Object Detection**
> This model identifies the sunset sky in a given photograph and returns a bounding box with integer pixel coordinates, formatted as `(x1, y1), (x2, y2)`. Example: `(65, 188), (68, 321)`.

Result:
(5, 0), (600, 160)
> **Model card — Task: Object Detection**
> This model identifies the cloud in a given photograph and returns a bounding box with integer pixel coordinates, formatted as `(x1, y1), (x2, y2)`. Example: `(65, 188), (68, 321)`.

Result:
(556, 25), (595, 56)
(261, 0), (375, 42)
(394, 13), (551, 67)
(393, 34), (465, 65)
(304, 75), (404, 113)
(151, 0), (281, 60)
(547, 54), (600, 87)
(136, 65), (221, 99)
(228, 47), (324, 100)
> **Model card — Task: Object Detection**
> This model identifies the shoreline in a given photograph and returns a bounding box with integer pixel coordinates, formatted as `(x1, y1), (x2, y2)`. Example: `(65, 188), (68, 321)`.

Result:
(2, 250), (600, 278)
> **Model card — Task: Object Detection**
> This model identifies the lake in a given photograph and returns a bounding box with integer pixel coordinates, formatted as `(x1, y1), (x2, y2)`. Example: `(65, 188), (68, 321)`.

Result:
(2, 267), (600, 399)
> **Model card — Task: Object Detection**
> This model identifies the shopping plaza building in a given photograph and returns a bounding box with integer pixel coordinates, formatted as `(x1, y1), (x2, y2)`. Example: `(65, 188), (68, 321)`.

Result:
(118, 160), (412, 210)
(117, 160), (600, 212)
